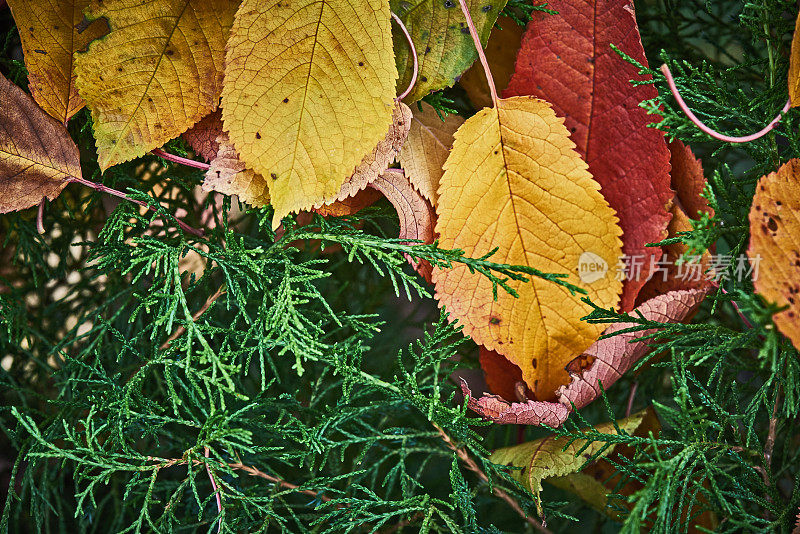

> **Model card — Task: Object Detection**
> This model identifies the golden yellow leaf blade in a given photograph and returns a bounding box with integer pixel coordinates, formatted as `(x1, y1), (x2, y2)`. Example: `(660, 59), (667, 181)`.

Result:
(74, 0), (238, 170)
(433, 96), (623, 400)
(0, 73), (80, 213)
(748, 159), (800, 351)
(7, 0), (107, 123)
(790, 9), (800, 107)
(221, 0), (398, 228)
(399, 102), (464, 206)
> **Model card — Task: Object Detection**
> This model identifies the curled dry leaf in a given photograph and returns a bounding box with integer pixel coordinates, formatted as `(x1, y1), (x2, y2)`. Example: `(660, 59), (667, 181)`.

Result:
(203, 133), (269, 206)
(74, 0), (238, 170)
(7, 0), (108, 123)
(182, 110), (223, 162)
(222, 0), (397, 229)
(464, 288), (708, 426)
(399, 102), (464, 206)
(369, 169), (435, 281)
(435, 96), (623, 401)
(668, 140), (714, 221)
(504, 0), (673, 311)
(489, 408), (654, 516)
(0, 73), (80, 213)
(391, 0), (506, 102)
(459, 16), (524, 110)
(748, 159), (800, 351)
(332, 101), (412, 202)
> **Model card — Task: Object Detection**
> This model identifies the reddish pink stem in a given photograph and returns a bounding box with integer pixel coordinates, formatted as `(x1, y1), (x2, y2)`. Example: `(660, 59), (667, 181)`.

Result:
(457, 0), (497, 107)
(67, 176), (204, 237)
(36, 198), (46, 234)
(204, 447), (223, 533)
(391, 12), (417, 101)
(151, 148), (211, 170)
(660, 64), (790, 144)
(716, 285), (755, 330)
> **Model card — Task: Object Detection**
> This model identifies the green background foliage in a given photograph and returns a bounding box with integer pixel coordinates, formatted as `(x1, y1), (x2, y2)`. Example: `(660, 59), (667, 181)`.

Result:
(1, 0), (800, 532)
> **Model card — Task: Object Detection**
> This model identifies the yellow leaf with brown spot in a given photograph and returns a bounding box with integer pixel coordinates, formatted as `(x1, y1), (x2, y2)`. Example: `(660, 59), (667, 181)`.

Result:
(748, 159), (800, 351)
(221, 0), (397, 229)
(7, 0), (107, 123)
(0, 73), (80, 213)
(399, 102), (464, 206)
(433, 96), (623, 400)
(74, 0), (238, 170)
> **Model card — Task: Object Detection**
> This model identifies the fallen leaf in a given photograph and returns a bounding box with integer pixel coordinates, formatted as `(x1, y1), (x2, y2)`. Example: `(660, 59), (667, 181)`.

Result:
(391, 0), (506, 102)
(435, 96), (623, 401)
(333, 101), (412, 202)
(399, 102), (464, 206)
(748, 159), (800, 351)
(466, 288), (708, 424)
(0, 73), (80, 213)
(370, 169), (435, 281)
(203, 133), (269, 206)
(222, 0), (397, 229)
(7, 0), (107, 123)
(314, 188), (383, 218)
(182, 110), (223, 162)
(459, 16), (524, 110)
(668, 140), (714, 220)
(504, 0), (673, 311)
(790, 9), (800, 107)
(490, 408), (652, 516)
(74, 0), (238, 170)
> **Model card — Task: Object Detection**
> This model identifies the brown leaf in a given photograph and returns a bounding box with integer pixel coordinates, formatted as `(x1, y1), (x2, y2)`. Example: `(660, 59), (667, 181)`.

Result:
(182, 110), (223, 162)
(313, 188), (383, 218)
(669, 139), (714, 220)
(398, 102), (463, 206)
(369, 169), (435, 282)
(748, 159), (800, 351)
(467, 289), (708, 425)
(0, 73), (79, 213)
(332, 101), (412, 203)
(459, 16), (524, 110)
(203, 133), (269, 206)
(504, 0), (673, 311)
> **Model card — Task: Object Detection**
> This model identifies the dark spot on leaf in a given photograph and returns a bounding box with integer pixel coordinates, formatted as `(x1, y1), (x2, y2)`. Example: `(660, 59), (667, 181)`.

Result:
(166, 49), (174, 56)
(358, 61), (364, 66)
(767, 217), (778, 232)
(424, 46), (431, 54)
(482, 4), (492, 11)
(489, 316), (501, 325)
(420, 75), (427, 82)
(444, 0), (454, 7)
(531, 358), (537, 369)
(34, 49), (47, 55)
(255, 132), (261, 139)
(283, 98), (289, 103)
(460, 27), (470, 34)
(776, 200), (782, 206)
(271, 173), (278, 180)
(117, 67), (123, 72)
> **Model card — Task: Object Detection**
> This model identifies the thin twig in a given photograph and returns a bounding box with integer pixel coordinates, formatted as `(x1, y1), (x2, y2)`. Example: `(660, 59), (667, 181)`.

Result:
(660, 64), (789, 144)
(204, 447), (223, 533)
(626, 381), (638, 417)
(36, 198), (46, 234)
(432, 423), (552, 534)
(764, 385), (781, 468)
(152, 148), (211, 170)
(160, 285), (226, 350)
(68, 176), (204, 237)
(457, 0), (497, 107)
(391, 13), (417, 101)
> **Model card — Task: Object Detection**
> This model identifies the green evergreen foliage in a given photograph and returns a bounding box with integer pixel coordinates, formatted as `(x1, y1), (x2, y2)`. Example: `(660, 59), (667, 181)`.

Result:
(2, 0), (800, 532)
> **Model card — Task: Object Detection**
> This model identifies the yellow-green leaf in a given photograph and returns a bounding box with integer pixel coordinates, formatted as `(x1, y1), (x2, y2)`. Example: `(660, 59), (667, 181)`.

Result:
(74, 0), (238, 170)
(0, 73), (80, 213)
(221, 0), (398, 228)
(433, 96), (623, 400)
(391, 0), (505, 102)
(490, 408), (652, 516)
(7, 0), (107, 123)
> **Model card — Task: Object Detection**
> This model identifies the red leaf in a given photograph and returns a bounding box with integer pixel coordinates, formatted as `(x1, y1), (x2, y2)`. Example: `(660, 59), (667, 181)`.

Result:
(468, 288), (708, 426)
(182, 110), (223, 162)
(503, 0), (673, 311)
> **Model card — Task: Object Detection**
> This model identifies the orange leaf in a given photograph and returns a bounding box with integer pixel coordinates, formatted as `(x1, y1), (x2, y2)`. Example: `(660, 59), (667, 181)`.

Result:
(748, 159), (800, 351)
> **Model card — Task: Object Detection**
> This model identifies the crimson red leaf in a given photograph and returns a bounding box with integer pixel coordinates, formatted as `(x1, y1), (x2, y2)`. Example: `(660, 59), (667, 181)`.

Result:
(503, 0), (673, 311)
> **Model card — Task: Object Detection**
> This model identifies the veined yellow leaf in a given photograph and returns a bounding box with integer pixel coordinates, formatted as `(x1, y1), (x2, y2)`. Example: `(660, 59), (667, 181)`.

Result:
(74, 0), (239, 170)
(7, 0), (107, 123)
(433, 96), (623, 400)
(221, 0), (398, 229)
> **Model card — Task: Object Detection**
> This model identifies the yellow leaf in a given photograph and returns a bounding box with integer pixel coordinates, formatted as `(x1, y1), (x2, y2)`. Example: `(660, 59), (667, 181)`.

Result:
(7, 0), (107, 123)
(399, 102), (464, 206)
(433, 96), (623, 400)
(74, 0), (238, 170)
(0, 73), (80, 213)
(221, 0), (398, 229)
(748, 159), (800, 351)
(489, 408), (651, 516)
(790, 9), (800, 107)
(203, 133), (269, 206)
